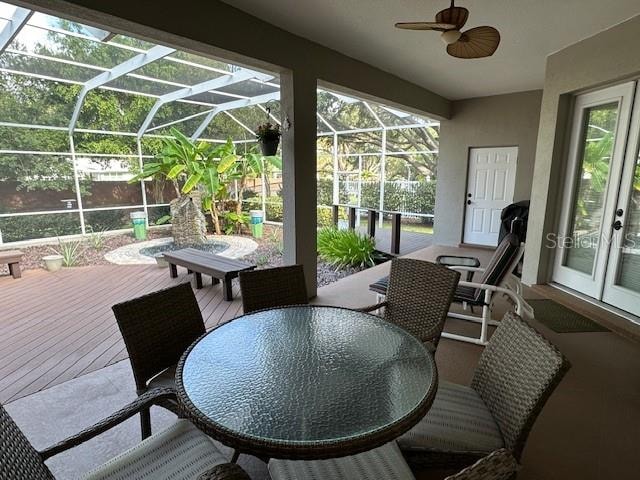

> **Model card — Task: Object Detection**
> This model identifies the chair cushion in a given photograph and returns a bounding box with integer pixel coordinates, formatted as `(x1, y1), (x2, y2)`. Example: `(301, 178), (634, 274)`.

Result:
(453, 285), (482, 305)
(268, 442), (415, 480)
(474, 235), (520, 299)
(397, 382), (504, 455)
(84, 419), (227, 480)
(369, 276), (389, 295)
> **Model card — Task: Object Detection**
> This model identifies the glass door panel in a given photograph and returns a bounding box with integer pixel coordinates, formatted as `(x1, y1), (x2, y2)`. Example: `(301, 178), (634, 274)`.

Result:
(563, 103), (619, 274)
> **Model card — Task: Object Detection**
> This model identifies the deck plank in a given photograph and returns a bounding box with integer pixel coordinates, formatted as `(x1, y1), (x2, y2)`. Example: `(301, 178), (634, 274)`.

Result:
(0, 264), (243, 403)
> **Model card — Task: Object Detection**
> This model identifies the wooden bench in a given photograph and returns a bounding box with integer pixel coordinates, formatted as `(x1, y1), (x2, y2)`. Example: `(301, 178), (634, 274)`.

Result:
(162, 248), (256, 301)
(0, 250), (24, 279)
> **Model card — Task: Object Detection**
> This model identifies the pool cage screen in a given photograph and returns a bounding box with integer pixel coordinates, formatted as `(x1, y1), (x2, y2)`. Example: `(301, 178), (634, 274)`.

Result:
(0, 2), (438, 244)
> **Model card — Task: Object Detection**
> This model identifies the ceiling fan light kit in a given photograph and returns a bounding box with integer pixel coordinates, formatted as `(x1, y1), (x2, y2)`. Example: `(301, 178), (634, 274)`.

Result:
(441, 29), (462, 45)
(395, 0), (500, 59)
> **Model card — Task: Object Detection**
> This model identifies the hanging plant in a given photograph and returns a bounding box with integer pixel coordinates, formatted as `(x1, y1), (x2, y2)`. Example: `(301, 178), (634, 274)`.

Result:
(255, 106), (281, 156)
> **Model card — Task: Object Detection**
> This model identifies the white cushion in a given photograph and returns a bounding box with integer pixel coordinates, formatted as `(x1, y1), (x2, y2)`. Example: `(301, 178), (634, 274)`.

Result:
(398, 381), (504, 454)
(84, 419), (227, 480)
(269, 442), (415, 480)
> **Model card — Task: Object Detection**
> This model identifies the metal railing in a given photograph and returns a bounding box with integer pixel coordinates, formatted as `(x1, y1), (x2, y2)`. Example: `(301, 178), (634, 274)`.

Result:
(331, 204), (433, 255)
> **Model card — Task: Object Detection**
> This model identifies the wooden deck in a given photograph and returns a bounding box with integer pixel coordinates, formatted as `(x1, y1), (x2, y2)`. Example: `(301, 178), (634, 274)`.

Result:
(0, 265), (243, 404)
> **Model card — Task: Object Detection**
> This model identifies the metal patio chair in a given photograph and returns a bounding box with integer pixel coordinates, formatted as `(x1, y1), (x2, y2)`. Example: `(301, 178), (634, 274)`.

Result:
(0, 388), (250, 480)
(358, 258), (460, 352)
(397, 312), (570, 468)
(112, 283), (206, 440)
(239, 265), (309, 314)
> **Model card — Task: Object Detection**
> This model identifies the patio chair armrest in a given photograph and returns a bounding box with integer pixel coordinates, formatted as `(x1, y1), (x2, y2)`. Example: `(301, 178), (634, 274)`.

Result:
(436, 254), (480, 263)
(355, 301), (387, 313)
(444, 449), (519, 480)
(458, 280), (532, 318)
(40, 387), (179, 460)
(198, 463), (252, 480)
(449, 266), (485, 273)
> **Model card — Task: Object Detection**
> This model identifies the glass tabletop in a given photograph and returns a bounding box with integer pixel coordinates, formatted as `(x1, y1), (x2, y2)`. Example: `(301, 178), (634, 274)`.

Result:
(177, 305), (437, 459)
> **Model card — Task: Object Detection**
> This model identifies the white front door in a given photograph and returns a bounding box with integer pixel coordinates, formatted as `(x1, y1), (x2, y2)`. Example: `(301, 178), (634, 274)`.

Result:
(463, 147), (518, 246)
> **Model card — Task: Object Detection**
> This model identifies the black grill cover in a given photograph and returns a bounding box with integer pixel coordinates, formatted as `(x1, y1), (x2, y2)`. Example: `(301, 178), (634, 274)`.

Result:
(499, 200), (530, 244)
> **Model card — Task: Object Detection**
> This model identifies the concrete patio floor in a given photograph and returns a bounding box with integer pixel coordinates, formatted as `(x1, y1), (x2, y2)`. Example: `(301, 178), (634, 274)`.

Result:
(3, 244), (640, 479)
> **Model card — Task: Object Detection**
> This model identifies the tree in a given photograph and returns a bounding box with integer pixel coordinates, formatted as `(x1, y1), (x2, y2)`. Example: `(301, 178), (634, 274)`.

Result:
(316, 92), (439, 181)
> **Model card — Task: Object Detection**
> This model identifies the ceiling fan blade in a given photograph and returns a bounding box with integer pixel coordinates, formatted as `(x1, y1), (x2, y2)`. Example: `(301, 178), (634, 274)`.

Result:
(435, 6), (469, 30)
(446, 26), (501, 59)
(395, 22), (456, 31)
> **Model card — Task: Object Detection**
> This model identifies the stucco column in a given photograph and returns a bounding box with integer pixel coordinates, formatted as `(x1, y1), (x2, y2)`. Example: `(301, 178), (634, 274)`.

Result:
(280, 71), (318, 296)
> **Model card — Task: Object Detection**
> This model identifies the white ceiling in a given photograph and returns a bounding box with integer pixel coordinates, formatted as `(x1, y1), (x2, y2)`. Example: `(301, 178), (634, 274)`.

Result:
(222, 0), (640, 100)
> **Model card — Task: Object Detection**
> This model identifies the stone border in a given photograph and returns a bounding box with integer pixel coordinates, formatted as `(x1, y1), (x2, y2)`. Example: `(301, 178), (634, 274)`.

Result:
(104, 235), (258, 265)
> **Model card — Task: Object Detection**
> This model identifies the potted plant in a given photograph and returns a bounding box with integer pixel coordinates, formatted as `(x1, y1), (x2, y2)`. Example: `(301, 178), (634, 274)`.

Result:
(255, 122), (281, 156)
(42, 254), (63, 272)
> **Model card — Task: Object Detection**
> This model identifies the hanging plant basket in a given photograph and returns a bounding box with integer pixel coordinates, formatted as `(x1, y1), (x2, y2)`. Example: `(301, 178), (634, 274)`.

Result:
(259, 137), (280, 156)
(255, 115), (281, 157)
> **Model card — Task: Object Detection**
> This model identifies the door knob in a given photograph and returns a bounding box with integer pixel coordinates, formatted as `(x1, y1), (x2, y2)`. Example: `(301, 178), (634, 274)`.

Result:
(467, 200), (472, 205)
(612, 220), (623, 231)
(616, 208), (624, 217)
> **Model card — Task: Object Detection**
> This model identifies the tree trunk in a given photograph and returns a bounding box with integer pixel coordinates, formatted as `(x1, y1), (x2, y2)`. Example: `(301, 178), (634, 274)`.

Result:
(209, 204), (222, 235)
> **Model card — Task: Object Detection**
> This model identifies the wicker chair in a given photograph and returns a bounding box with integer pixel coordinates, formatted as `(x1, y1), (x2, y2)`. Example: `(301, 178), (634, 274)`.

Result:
(112, 283), (206, 440)
(369, 234), (534, 345)
(358, 258), (460, 352)
(0, 388), (250, 480)
(269, 443), (518, 480)
(238, 265), (309, 314)
(398, 312), (570, 468)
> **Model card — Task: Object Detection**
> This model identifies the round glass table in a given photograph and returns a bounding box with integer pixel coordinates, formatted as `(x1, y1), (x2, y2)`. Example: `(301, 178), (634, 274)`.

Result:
(176, 305), (437, 460)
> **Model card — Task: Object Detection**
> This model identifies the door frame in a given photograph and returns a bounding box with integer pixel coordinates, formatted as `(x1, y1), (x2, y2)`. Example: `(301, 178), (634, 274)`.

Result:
(552, 82), (636, 298)
(462, 146), (519, 247)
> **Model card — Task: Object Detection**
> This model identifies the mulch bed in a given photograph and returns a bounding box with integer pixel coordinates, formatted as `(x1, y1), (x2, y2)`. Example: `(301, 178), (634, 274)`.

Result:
(1, 224), (364, 287)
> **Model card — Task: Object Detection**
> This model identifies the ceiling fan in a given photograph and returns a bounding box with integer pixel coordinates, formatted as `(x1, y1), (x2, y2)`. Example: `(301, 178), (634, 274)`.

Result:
(395, 0), (500, 59)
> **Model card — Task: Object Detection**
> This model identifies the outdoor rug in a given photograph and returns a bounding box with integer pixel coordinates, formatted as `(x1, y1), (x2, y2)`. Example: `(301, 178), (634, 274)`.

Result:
(528, 299), (610, 333)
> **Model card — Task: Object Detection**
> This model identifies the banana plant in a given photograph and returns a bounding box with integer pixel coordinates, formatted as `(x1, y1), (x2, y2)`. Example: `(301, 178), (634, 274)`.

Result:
(199, 139), (240, 235)
(234, 146), (282, 216)
(128, 127), (207, 197)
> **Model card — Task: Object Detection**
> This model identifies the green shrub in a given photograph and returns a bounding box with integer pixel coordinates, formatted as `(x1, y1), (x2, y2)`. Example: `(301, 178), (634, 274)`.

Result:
(53, 238), (84, 267)
(84, 209), (130, 231)
(148, 205), (171, 225)
(317, 227), (376, 269)
(359, 180), (437, 215)
(86, 226), (107, 250)
(243, 196), (283, 222)
(0, 213), (81, 243)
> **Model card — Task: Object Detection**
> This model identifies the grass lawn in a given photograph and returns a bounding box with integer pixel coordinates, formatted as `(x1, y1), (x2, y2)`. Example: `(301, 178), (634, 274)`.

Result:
(357, 218), (434, 235)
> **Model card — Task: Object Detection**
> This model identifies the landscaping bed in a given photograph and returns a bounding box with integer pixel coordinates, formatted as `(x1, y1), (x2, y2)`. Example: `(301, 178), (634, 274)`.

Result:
(0, 224), (372, 288)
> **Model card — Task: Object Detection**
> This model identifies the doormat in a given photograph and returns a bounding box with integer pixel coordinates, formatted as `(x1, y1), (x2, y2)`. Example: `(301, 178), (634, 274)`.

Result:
(528, 299), (610, 333)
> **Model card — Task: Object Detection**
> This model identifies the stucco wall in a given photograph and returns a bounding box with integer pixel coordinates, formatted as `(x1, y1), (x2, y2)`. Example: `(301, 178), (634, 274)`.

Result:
(434, 90), (543, 246)
(523, 14), (640, 285)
